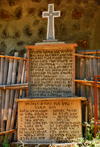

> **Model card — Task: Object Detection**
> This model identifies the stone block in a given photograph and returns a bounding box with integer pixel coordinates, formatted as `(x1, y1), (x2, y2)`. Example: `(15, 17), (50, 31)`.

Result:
(72, 8), (83, 19)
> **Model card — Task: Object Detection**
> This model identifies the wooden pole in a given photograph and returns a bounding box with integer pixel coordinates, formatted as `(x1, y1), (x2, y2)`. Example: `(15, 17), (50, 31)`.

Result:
(97, 59), (100, 118)
(14, 53), (27, 141)
(1, 57), (8, 131)
(14, 116), (18, 141)
(0, 57), (4, 131)
(6, 52), (18, 131)
(22, 53), (27, 98)
(76, 57), (80, 96)
(1, 91), (5, 131)
(19, 53), (26, 98)
(3, 59), (13, 121)
(9, 59), (23, 140)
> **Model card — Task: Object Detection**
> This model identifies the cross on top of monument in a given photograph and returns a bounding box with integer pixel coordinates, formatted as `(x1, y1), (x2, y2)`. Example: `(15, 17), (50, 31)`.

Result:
(42, 4), (60, 41)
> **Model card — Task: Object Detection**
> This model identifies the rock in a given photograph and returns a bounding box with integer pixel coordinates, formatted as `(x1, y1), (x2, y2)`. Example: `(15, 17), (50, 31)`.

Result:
(0, 42), (7, 52)
(95, 0), (100, 5)
(60, 24), (67, 35)
(15, 7), (22, 19)
(47, 0), (54, 3)
(66, 0), (72, 3)
(61, 10), (66, 18)
(17, 41), (24, 46)
(37, 27), (46, 38)
(8, 49), (17, 56)
(55, 0), (61, 5)
(73, 23), (80, 31)
(28, 8), (36, 15)
(31, 0), (41, 2)
(14, 31), (21, 39)
(77, 39), (89, 48)
(73, 8), (83, 19)
(23, 25), (33, 37)
(1, 29), (9, 39)
(8, 0), (19, 6)
(18, 49), (26, 57)
(0, 9), (11, 20)
(33, 20), (40, 25)
(75, 0), (82, 4)
(38, 8), (46, 18)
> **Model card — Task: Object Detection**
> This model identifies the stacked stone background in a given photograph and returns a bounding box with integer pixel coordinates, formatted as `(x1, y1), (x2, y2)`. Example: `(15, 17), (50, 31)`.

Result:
(0, 0), (100, 56)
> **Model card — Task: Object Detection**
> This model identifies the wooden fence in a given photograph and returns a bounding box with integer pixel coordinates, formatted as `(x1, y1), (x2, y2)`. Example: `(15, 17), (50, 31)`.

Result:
(75, 49), (100, 125)
(0, 52), (28, 142)
(0, 49), (100, 142)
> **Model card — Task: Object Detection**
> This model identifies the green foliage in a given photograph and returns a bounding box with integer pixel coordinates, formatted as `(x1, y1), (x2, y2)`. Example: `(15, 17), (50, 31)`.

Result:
(85, 118), (95, 140)
(73, 118), (100, 147)
(0, 135), (10, 147)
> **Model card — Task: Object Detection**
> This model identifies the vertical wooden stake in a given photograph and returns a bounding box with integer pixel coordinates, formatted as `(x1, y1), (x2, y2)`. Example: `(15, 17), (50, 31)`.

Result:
(0, 57), (4, 131)
(6, 53), (18, 131)
(4, 59), (13, 121)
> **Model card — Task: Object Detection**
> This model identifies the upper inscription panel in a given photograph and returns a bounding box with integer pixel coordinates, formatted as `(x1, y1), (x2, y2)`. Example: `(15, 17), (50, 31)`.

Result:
(28, 44), (75, 98)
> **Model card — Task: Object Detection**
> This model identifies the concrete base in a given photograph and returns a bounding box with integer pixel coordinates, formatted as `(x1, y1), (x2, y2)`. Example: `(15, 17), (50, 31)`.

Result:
(10, 142), (76, 147)
(35, 41), (65, 45)
(43, 39), (59, 42)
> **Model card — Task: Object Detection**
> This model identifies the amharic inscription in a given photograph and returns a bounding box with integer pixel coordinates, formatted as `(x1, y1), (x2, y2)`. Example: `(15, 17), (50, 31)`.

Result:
(29, 46), (74, 98)
(18, 99), (82, 142)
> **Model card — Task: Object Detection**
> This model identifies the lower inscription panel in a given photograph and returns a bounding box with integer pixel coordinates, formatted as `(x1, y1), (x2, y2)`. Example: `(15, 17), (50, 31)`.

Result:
(18, 98), (82, 143)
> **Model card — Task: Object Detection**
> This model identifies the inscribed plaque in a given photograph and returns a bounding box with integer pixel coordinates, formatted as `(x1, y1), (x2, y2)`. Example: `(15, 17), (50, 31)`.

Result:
(17, 98), (85, 143)
(26, 44), (76, 98)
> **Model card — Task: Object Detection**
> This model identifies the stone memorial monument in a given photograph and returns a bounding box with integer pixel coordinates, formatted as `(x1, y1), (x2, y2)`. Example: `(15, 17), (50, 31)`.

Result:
(16, 4), (86, 143)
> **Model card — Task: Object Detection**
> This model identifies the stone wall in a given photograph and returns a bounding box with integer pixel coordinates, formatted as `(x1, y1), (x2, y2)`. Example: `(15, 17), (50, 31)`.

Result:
(0, 0), (100, 56)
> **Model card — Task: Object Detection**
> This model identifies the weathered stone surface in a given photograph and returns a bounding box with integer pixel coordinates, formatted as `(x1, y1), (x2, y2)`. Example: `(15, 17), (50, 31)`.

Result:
(89, 9), (95, 18)
(77, 39), (89, 48)
(17, 98), (82, 142)
(37, 27), (46, 38)
(8, 49), (17, 56)
(14, 31), (21, 39)
(15, 7), (22, 19)
(38, 8), (46, 18)
(95, 0), (100, 5)
(8, 0), (19, 6)
(83, 0), (88, 4)
(0, 42), (7, 51)
(75, 0), (81, 4)
(55, 24), (58, 35)
(23, 25), (33, 37)
(0, 2), (2, 7)
(0, 24), (2, 28)
(28, 8), (36, 15)
(0, 9), (11, 20)
(33, 20), (40, 25)
(73, 8), (83, 19)
(60, 24), (67, 35)
(0, 0), (99, 54)
(17, 41), (24, 46)
(55, 0), (61, 5)
(19, 49), (26, 57)
(73, 23), (80, 31)
(1, 29), (9, 39)
(61, 10), (66, 18)
(66, 0), (72, 3)
(47, 0), (54, 3)
(31, 0), (41, 2)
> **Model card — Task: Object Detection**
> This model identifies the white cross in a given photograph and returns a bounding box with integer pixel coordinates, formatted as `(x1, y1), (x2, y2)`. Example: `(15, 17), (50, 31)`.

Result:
(42, 4), (60, 40)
